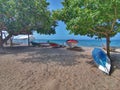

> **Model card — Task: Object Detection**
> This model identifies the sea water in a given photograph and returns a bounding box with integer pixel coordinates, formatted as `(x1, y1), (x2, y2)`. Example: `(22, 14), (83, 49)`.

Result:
(13, 39), (120, 48)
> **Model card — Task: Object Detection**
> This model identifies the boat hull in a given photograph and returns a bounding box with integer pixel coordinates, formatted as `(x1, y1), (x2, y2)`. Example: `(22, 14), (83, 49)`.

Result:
(92, 48), (111, 75)
(31, 41), (50, 47)
(66, 42), (77, 48)
(66, 39), (78, 48)
(49, 43), (60, 48)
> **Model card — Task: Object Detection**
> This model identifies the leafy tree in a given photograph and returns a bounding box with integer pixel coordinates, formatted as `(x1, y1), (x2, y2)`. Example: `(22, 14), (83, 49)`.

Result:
(0, 0), (57, 47)
(53, 0), (120, 57)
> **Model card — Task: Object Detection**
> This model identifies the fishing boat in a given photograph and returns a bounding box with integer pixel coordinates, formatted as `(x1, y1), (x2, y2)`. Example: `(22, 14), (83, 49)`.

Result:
(92, 48), (111, 75)
(66, 39), (78, 48)
(49, 42), (61, 48)
(31, 41), (50, 47)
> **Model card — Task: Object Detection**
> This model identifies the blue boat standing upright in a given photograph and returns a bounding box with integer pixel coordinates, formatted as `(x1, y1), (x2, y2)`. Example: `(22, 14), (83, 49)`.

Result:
(92, 48), (111, 75)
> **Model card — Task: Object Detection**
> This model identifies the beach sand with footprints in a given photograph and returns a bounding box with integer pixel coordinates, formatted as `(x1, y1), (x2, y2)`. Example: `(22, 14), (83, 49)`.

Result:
(0, 46), (120, 90)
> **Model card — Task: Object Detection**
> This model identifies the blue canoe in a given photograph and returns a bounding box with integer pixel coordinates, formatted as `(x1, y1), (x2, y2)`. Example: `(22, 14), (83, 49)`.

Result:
(92, 48), (111, 74)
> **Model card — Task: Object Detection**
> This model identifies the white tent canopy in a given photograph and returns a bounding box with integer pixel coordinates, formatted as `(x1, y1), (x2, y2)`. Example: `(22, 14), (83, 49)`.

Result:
(13, 35), (35, 41)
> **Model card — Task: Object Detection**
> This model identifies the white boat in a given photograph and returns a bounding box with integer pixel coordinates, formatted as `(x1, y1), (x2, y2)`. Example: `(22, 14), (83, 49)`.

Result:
(14, 35), (35, 40)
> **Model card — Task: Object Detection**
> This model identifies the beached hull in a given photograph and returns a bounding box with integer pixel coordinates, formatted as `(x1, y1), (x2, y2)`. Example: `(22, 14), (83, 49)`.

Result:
(66, 39), (78, 48)
(31, 41), (50, 47)
(66, 43), (77, 48)
(49, 43), (60, 48)
(92, 48), (111, 75)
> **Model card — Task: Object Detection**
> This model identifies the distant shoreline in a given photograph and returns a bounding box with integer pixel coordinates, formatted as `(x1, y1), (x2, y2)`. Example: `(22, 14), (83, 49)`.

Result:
(12, 39), (120, 48)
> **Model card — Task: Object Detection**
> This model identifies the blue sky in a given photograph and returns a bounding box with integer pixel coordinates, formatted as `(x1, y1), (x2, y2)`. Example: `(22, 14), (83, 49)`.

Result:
(34, 0), (120, 40)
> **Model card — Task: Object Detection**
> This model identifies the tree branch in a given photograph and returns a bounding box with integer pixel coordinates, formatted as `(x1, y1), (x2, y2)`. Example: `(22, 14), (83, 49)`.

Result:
(110, 6), (117, 33)
(89, 28), (107, 36)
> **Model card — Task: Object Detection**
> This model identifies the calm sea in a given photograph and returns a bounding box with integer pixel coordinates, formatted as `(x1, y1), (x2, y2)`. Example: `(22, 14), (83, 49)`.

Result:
(13, 39), (120, 48)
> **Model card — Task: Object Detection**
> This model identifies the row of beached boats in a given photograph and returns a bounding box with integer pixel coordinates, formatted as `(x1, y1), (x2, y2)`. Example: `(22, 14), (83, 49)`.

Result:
(31, 39), (78, 48)
(31, 41), (62, 48)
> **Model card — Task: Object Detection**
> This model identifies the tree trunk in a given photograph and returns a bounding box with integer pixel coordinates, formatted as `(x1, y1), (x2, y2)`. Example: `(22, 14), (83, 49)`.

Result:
(0, 31), (4, 53)
(10, 37), (13, 47)
(2, 34), (12, 44)
(28, 33), (30, 46)
(0, 33), (12, 48)
(0, 31), (3, 48)
(106, 35), (110, 58)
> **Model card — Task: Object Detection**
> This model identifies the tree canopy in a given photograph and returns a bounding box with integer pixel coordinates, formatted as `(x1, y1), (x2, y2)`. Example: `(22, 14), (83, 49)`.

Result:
(0, 0), (57, 47)
(53, 0), (120, 57)
(0, 0), (57, 35)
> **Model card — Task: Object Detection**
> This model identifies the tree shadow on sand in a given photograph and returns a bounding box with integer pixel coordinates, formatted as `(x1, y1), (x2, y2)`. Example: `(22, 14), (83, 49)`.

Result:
(0, 46), (53, 55)
(17, 47), (90, 66)
(1, 46), (92, 66)
(66, 46), (85, 52)
(110, 53), (120, 72)
(0, 46), (33, 55)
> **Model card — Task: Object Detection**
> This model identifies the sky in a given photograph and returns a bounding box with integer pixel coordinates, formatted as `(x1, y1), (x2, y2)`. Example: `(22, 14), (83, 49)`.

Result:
(34, 0), (120, 40)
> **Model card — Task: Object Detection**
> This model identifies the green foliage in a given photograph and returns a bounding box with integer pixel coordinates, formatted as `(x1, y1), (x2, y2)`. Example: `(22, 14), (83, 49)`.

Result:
(0, 0), (56, 35)
(53, 0), (120, 38)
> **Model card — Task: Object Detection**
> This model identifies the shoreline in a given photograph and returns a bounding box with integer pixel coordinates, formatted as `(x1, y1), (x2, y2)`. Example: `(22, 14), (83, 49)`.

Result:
(0, 46), (120, 90)
(12, 39), (120, 48)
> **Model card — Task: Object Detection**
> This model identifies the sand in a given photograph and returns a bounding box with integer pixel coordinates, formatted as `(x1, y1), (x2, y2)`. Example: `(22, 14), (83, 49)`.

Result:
(0, 46), (120, 90)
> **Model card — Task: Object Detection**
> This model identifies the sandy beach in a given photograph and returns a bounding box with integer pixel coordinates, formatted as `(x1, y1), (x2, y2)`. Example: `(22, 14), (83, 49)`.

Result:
(0, 46), (120, 90)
